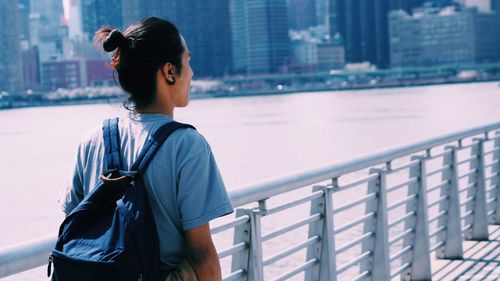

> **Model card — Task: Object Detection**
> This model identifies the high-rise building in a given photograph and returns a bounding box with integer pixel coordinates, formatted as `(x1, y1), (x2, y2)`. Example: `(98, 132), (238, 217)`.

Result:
(288, 0), (317, 30)
(0, 0), (24, 94)
(81, 0), (123, 41)
(121, 0), (174, 27)
(30, 0), (66, 61)
(389, 6), (500, 67)
(230, 0), (290, 74)
(121, 1), (231, 78)
(328, 0), (389, 68)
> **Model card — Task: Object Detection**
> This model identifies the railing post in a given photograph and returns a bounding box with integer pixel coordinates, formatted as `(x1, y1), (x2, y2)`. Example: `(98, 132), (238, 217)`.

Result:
(306, 184), (337, 281)
(405, 155), (432, 280)
(361, 168), (390, 281)
(439, 146), (463, 259)
(469, 139), (489, 240)
(493, 132), (500, 225)
(231, 203), (265, 281)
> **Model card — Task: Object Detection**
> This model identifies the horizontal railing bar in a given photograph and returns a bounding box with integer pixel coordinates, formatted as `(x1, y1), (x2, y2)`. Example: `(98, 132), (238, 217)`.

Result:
(429, 241), (446, 252)
(389, 228), (414, 246)
(266, 190), (324, 215)
(262, 236), (320, 267)
(484, 160), (499, 169)
(337, 173), (379, 191)
(390, 159), (420, 173)
(459, 142), (478, 150)
(387, 194), (417, 211)
(334, 212), (376, 235)
(222, 269), (246, 281)
(389, 245), (412, 262)
(336, 251), (372, 275)
(428, 149), (453, 160)
(390, 262), (412, 279)
(429, 226), (446, 239)
(456, 157), (476, 166)
(457, 169), (478, 180)
(336, 232), (374, 254)
(211, 215), (250, 234)
(460, 196), (475, 208)
(218, 242), (248, 259)
(352, 270), (371, 281)
(459, 183), (475, 194)
(486, 197), (496, 205)
(483, 147), (500, 156)
(270, 259), (318, 281)
(333, 193), (377, 215)
(485, 172), (499, 183)
(461, 210), (474, 220)
(427, 180), (450, 194)
(387, 178), (418, 193)
(428, 195), (448, 209)
(388, 211), (416, 229)
(462, 224), (473, 233)
(229, 122), (500, 207)
(0, 235), (56, 278)
(487, 187), (497, 196)
(262, 213), (321, 242)
(427, 165), (451, 177)
(487, 209), (495, 217)
(429, 210), (448, 225)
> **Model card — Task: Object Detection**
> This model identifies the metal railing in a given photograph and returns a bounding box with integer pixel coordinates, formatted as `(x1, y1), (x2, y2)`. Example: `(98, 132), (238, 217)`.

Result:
(1, 122), (499, 280)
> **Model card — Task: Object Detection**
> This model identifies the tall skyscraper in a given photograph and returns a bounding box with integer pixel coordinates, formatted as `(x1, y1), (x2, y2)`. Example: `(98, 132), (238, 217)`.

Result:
(81, 0), (123, 41)
(329, 0), (389, 68)
(120, 0), (231, 78)
(288, 0), (317, 30)
(230, 0), (290, 74)
(30, 0), (66, 61)
(0, 0), (24, 94)
(121, 0), (174, 27)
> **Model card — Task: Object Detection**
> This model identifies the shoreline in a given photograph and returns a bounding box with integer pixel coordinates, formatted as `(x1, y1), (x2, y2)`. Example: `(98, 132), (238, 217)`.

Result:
(1, 78), (499, 111)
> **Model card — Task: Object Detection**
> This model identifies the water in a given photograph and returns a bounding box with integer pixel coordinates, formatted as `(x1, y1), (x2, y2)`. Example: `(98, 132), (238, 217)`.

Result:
(1, 82), (499, 280)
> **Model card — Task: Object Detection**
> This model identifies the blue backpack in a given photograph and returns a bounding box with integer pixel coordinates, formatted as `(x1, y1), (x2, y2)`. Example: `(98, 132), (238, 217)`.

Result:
(49, 118), (194, 281)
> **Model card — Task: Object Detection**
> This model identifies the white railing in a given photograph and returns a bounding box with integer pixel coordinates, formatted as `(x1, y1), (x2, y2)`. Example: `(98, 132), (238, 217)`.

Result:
(1, 122), (499, 280)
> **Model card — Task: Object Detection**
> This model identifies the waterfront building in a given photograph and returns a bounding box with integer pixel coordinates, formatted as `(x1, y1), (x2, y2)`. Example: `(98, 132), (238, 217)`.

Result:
(0, 0), (24, 95)
(22, 47), (41, 91)
(121, 0), (174, 27)
(389, 6), (500, 67)
(291, 28), (344, 72)
(288, 0), (317, 30)
(41, 61), (81, 90)
(41, 59), (115, 90)
(81, 0), (123, 41)
(328, 0), (390, 68)
(230, 0), (291, 75)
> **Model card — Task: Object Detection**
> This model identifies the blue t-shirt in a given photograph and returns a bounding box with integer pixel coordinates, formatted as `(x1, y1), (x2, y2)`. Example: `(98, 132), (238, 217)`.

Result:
(58, 113), (233, 272)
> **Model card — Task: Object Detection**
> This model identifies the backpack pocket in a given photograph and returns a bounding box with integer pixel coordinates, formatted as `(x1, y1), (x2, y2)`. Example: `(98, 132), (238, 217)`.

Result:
(50, 249), (134, 281)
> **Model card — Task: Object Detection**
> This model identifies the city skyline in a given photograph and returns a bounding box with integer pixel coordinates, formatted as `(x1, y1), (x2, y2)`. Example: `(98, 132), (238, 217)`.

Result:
(0, 0), (499, 95)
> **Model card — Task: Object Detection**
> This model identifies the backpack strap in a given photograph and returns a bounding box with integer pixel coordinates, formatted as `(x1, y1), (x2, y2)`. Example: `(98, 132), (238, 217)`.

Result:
(131, 121), (195, 174)
(102, 118), (122, 172)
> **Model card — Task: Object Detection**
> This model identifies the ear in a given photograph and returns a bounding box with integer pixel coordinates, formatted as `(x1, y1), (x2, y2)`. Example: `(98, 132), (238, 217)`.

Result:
(162, 63), (177, 80)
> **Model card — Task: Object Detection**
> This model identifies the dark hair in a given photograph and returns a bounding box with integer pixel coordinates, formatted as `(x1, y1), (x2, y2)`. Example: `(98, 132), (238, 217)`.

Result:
(94, 17), (184, 110)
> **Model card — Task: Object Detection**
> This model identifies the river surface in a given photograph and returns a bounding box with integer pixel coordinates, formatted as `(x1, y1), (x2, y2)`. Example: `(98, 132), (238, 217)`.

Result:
(1, 82), (500, 280)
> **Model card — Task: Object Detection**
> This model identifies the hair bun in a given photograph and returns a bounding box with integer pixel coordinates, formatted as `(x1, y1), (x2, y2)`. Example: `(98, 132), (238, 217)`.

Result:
(103, 29), (127, 52)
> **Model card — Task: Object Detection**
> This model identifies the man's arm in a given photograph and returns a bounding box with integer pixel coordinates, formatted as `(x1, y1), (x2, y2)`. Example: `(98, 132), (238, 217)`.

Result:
(184, 223), (221, 280)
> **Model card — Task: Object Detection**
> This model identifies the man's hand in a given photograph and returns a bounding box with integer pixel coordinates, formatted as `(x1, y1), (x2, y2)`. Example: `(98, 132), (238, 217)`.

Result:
(184, 223), (221, 280)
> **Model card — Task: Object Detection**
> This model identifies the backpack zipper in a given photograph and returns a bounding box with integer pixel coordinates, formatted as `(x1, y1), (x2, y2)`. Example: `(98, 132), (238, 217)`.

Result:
(47, 255), (52, 277)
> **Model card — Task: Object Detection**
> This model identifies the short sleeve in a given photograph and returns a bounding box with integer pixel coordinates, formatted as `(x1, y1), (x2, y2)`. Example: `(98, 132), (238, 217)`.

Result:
(176, 133), (233, 230)
(57, 142), (85, 215)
